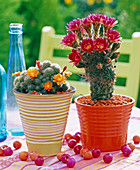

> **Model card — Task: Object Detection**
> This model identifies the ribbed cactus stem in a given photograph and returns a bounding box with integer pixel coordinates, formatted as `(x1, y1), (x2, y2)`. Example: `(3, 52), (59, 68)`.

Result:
(83, 52), (116, 100)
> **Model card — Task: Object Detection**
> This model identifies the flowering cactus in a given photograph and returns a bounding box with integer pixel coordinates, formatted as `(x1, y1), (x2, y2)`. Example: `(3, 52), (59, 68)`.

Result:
(13, 60), (72, 95)
(61, 14), (121, 100)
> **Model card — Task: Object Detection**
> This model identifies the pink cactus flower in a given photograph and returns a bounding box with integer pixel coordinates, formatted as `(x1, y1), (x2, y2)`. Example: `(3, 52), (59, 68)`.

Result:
(81, 17), (91, 27)
(68, 49), (81, 65)
(61, 32), (77, 46)
(80, 38), (94, 53)
(90, 14), (103, 24)
(93, 38), (109, 53)
(106, 29), (120, 43)
(67, 18), (82, 31)
(102, 16), (118, 29)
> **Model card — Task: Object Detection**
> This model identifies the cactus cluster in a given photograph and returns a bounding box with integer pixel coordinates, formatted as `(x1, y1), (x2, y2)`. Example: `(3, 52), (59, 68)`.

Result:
(13, 60), (71, 94)
(61, 14), (121, 100)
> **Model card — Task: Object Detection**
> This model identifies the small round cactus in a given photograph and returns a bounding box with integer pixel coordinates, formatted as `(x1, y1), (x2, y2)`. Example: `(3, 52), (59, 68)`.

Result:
(27, 84), (35, 91)
(34, 78), (41, 85)
(13, 77), (20, 86)
(24, 76), (33, 84)
(43, 67), (54, 76)
(42, 60), (51, 70)
(18, 75), (25, 82)
(13, 60), (72, 95)
(51, 63), (61, 74)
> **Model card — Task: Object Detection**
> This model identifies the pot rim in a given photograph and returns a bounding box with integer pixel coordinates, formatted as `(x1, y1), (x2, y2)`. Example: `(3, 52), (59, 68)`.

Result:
(74, 94), (135, 108)
(13, 85), (76, 96)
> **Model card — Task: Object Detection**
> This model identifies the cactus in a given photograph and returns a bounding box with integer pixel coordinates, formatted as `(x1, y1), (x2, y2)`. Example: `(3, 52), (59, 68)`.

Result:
(51, 63), (61, 74)
(42, 60), (51, 70)
(61, 14), (121, 100)
(13, 60), (71, 95)
(43, 67), (54, 76)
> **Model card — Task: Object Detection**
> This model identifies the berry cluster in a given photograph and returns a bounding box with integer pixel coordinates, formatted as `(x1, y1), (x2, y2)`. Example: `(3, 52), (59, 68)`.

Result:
(0, 141), (22, 156)
(56, 132), (81, 168)
(58, 132), (114, 167)
(0, 141), (44, 166)
(119, 135), (139, 157)
(19, 151), (44, 166)
(57, 133), (138, 167)
(57, 152), (76, 168)
(0, 134), (138, 168)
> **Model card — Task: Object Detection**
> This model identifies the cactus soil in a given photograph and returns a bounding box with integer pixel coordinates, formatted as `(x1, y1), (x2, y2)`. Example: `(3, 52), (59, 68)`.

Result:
(77, 94), (132, 106)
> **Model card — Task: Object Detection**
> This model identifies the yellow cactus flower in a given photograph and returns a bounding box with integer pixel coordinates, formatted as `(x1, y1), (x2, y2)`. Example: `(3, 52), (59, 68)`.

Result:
(53, 73), (67, 85)
(64, 71), (72, 77)
(43, 82), (54, 91)
(26, 69), (39, 78)
(12, 71), (21, 77)
(103, 0), (113, 4)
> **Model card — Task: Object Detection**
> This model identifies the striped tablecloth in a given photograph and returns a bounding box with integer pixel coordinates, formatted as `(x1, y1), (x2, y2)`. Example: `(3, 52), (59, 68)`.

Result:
(0, 105), (140, 170)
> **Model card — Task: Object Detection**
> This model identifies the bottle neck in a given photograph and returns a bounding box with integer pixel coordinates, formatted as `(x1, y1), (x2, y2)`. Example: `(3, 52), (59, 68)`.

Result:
(10, 33), (23, 46)
(9, 23), (23, 46)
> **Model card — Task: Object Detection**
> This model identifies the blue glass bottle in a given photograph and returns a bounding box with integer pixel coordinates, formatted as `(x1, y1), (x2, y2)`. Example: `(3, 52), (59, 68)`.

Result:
(0, 64), (7, 141)
(7, 23), (26, 136)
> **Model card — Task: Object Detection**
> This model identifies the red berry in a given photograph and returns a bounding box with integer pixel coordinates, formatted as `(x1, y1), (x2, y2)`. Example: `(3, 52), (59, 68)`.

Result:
(19, 151), (28, 161)
(61, 154), (70, 164)
(35, 156), (44, 166)
(3, 147), (13, 156)
(66, 157), (76, 168)
(80, 148), (89, 157)
(30, 151), (39, 161)
(83, 150), (93, 160)
(121, 144), (127, 152)
(127, 142), (135, 152)
(57, 151), (65, 161)
(122, 146), (132, 157)
(133, 135), (140, 144)
(92, 148), (101, 158)
(1, 145), (8, 149)
(73, 134), (81, 143)
(13, 141), (22, 150)
(103, 153), (113, 163)
(74, 144), (82, 154)
(64, 133), (73, 142)
(75, 132), (81, 136)
(0, 147), (4, 156)
(68, 139), (77, 148)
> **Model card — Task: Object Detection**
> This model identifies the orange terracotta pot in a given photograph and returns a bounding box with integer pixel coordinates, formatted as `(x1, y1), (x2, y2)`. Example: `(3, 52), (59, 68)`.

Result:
(75, 94), (134, 152)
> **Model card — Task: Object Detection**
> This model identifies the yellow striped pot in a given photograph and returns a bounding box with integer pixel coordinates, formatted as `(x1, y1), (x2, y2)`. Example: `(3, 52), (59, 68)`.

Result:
(13, 86), (75, 156)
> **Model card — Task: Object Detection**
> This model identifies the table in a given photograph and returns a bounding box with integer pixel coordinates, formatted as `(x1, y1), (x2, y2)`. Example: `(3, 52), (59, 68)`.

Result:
(0, 104), (140, 170)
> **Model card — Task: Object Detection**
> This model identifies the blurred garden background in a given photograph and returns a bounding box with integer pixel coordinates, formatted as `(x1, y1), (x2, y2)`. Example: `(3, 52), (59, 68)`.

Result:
(0, 0), (140, 107)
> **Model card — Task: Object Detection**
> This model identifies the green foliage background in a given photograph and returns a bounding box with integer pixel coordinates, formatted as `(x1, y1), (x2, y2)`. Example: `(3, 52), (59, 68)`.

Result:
(0, 0), (140, 106)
